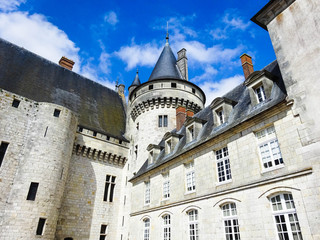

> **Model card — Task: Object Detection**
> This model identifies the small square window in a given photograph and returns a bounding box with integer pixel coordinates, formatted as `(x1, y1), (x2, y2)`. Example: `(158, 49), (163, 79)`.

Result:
(78, 127), (83, 132)
(171, 83), (177, 88)
(53, 109), (61, 117)
(12, 99), (20, 108)
(149, 85), (153, 90)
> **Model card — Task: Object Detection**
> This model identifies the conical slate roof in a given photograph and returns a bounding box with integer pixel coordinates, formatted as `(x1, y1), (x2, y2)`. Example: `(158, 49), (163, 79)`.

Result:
(130, 69), (141, 87)
(148, 42), (183, 81)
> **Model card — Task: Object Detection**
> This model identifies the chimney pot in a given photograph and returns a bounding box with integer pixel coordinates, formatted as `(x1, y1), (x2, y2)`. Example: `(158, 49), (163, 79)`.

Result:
(176, 106), (187, 131)
(186, 109), (194, 118)
(240, 53), (254, 79)
(59, 56), (75, 71)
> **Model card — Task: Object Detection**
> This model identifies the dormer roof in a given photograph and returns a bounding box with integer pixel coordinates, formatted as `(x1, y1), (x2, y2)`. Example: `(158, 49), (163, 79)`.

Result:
(148, 41), (183, 81)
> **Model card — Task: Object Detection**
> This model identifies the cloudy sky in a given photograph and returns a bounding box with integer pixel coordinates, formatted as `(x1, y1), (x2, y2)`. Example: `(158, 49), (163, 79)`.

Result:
(0, 0), (275, 105)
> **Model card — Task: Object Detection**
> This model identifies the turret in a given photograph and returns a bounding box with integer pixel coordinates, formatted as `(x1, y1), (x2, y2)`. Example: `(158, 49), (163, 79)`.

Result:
(127, 33), (206, 171)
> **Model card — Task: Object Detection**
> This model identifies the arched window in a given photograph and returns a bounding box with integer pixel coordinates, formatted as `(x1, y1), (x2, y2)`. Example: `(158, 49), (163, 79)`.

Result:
(163, 214), (171, 240)
(270, 193), (303, 240)
(221, 203), (240, 240)
(188, 209), (199, 240)
(143, 218), (150, 240)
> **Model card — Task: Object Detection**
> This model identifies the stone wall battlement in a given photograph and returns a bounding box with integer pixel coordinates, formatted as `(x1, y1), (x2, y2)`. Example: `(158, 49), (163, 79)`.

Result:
(73, 144), (127, 166)
(130, 96), (202, 121)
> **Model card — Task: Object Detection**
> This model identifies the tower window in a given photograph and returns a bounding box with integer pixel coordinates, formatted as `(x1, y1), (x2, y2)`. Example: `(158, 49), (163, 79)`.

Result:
(53, 109), (61, 117)
(27, 182), (39, 201)
(171, 83), (177, 88)
(36, 218), (46, 235)
(12, 99), (20, 108)
(158, 115), (168, 127)
(0, 142), (9, 167)
(192, 88), (196, 94)
(149, 85), (153, 90)
(103, 175), (116, 202)
(100, 224), (108, 240)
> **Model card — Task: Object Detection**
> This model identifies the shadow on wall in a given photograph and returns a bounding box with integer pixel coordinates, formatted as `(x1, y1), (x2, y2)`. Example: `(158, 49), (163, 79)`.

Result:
(55, 134), (97, 239)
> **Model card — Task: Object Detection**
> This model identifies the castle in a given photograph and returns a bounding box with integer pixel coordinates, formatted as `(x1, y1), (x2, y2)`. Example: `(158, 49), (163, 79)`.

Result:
(0, 0), (320, 239)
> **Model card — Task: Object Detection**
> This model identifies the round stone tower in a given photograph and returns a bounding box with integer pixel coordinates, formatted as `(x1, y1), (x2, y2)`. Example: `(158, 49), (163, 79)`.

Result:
(127, 35), (206, 170)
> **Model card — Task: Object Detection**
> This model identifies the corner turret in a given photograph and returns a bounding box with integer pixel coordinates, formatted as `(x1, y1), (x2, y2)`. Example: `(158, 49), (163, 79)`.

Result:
(129, 69), (141, 95)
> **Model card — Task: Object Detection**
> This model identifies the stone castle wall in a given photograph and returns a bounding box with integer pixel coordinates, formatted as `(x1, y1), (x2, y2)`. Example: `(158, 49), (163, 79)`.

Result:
(0, 89), (78, 239)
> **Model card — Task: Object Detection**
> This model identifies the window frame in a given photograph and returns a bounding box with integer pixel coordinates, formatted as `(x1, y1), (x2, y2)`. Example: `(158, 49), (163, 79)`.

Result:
(215, 147), (232, 184)
(145, 181), (151, 205)
(103, 175), (116, 202)
(185, 162), (196, 193)
(162, 173), (170, 199)
(216, 109), (225, 125)
(100, 224), (108, 240)
(221, 202), (241, 240)
(188, 209), (199, 240)
(158, 115), (168, 128)
(163, 214), (171, 240)
(270, 193), (303, 240)
(256, 126), (284, 172)
(254, 84), (266, 103)
(143, 218), (150, 240)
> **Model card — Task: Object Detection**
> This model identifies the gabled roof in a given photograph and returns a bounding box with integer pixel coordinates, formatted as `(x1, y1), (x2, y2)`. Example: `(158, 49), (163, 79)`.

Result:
(0, 38), (127, 140)
(148, 43), (183, 81)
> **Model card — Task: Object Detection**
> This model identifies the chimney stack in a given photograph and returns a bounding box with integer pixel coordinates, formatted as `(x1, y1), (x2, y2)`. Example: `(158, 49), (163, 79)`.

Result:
(118, 84), (126, 104)
(177, 48), (188, 81)
(186, 109), (194, 118)
(59, 56), (75, 71)
(240, 54), (254, 79)
(176, 106), (186, 131)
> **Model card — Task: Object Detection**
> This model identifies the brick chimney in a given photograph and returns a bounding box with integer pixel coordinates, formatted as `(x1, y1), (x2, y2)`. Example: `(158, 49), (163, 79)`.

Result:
(59, 56), (75, 71)
(240, 54), (254, 79)
(176, 106), (186, 131)
(186, 109), (194, 118)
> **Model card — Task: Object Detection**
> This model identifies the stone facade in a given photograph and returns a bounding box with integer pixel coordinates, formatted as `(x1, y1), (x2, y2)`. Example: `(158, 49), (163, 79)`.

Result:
(0, 0), (320, 239)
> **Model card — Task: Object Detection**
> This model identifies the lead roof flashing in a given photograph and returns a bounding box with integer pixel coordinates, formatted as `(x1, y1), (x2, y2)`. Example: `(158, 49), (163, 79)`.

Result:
(251, 0), (296, 30)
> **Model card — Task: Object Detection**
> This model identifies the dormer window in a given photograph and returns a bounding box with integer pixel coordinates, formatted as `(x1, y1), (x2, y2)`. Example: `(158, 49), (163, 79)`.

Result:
(147, 144), (162, 165)
(255, 85), (266, 103)
(187, 125), (194, 141)
(166, 139), (172, 153)
(185, 117), (206, 143)
(216, 109), (224, 125)
(210, 97), (236, 127)
(244, 70), (278, 106)
(163, 132), (181, 155)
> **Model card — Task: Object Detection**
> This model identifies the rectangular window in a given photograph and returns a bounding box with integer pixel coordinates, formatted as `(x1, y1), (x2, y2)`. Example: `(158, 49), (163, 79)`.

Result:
(216, 147), (232, 183)
(188, 210), (199, 240)
(27, 182), (39, 201)
(163, 173), (170, 199)
(256, 126), (284, 170)
(185, 162), (195, 192)
(103, 175), (116, 202)
(255, 85), (266, 103)
(53, 109), (61, 117)
(144, 219), (150, 240)
(171, 83), (177, 88)
(36, 218), (46, 235)
(149, 85), (153, 90)
(0, 142), (9, 167)
(12, 99), (20, 108)
(163, 215), (171, 240)
(100, 224), (108, 240)
(166, 139), (172, 153)
(187, 125), (195, 142)
(222, 203), (241, 240)
(217, 109), (224, 125)
(158, 115), (168, 127)
(145, 181), (150, 205)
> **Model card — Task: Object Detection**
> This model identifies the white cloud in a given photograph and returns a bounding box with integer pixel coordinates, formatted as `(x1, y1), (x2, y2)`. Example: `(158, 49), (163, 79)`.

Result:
(0, 0), (25, 12)
(115, 41), (161, 70)
(172, 40), (243, 65)
(190, 65), (218, 83)
(223, 13), (250, 31)
(0, 11), (81, 71)
(210, 11), (250, 40)
(199, 75), (244, 106)
(99, 52), (111, 74)
(104, 11), (118, 26)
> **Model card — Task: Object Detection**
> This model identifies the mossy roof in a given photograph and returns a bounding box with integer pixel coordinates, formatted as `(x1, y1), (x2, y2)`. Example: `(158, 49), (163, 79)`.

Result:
(0, 38), (126, 140)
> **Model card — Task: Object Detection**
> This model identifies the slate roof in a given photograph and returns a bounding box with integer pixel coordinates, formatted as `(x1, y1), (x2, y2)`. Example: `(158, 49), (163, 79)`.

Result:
(131, 60), (287, 180)
(0, 38), (127, 140)
(148, 43), (183, 81)
(130, 70), (141, 87)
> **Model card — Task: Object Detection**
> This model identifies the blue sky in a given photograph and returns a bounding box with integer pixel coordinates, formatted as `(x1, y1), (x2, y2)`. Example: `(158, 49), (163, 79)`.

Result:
(0, 0), (275, 105)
